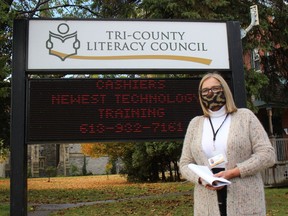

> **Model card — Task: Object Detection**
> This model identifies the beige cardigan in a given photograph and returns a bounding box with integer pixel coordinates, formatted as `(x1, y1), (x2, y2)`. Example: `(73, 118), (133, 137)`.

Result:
(180, 108), (275, 216)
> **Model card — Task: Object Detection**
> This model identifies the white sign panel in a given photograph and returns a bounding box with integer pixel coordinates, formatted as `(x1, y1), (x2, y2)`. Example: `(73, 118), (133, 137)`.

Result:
(28, 20), (230, 70)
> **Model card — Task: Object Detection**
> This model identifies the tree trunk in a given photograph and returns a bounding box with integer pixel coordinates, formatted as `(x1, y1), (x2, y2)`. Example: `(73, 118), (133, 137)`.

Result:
(168, 162), (173, 181)
(174, 161), (181, 181)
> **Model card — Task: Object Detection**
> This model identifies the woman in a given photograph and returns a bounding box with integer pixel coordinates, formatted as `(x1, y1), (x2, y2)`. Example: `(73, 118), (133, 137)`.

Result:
(179, 72), (275, 216)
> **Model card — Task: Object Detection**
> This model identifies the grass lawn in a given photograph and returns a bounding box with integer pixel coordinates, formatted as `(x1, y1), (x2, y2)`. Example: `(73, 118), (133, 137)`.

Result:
(0, 175), (287, 216)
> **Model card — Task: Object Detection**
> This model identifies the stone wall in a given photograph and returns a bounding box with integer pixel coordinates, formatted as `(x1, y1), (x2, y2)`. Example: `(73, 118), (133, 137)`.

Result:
(69, 144), (108, 175)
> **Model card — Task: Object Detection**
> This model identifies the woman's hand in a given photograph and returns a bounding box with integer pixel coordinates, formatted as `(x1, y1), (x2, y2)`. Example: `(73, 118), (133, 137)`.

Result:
(214, 167), (240, 180)
(205, 184), (225, 191)
(199, 178), (224, 191)
(203, 167), (240, 191)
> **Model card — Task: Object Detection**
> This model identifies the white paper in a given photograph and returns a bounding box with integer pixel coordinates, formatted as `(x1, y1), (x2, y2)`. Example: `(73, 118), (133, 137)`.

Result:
(188, 164), (231, 187)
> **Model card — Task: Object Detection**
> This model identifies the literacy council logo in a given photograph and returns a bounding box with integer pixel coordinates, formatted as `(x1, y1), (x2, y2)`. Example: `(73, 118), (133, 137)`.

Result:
(45, 23), (212, 66)
(46, 23), (80, 61)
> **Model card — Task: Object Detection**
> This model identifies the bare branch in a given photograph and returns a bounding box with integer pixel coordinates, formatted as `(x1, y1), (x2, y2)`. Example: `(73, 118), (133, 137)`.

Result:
(15, 3), (102, 18)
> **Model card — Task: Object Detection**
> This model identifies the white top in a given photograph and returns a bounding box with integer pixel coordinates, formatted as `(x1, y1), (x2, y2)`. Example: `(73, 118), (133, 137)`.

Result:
(201, 106), (231, 168)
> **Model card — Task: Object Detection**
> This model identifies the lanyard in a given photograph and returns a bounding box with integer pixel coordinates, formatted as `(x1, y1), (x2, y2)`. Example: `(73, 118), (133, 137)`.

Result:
(208, 113), (229, 142)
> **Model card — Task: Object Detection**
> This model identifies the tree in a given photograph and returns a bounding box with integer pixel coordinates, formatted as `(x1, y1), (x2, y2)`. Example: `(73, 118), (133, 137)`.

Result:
(81, 141), (182, 182)
(119, 141), (182, 182)
(90, 0), (141, 18)
(2, 0), (288, 181)
(0, 0), (141, 153)
(0, 0), (15, 149)
(81, 142), (134, 174)
(255, 1), (288, 105)
(245, 69), (269, 113)
(139, 0), (288, 110)
(143, 141), (182, 182)
(11, 0), (141, 18)
(0, 139), (9, 163)
(140, 0), (248, 20)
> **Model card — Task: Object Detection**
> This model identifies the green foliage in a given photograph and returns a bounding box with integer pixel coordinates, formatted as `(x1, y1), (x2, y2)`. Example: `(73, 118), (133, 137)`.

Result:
(0, 1), (287, 184)
(0, 1), (13, 149)
(0, 203), (9, 216)
(45, 186), (288, 216)
(244, 69), (269, 113)
(121, 141), (182, 182)
(50, 193), (194, 216)
(105, 161), (112, 176)
(0, 140), (9, 163)
(45, 166), (57, 182)
(138, 0), (288, 110)
(70, 164), (80, 176)
(90, 0), (141, 18)
(11, 0), (142, 18)
(258, 50), (288, 106)
(82, 155), (87, 175)
(140, 0), (245, 20)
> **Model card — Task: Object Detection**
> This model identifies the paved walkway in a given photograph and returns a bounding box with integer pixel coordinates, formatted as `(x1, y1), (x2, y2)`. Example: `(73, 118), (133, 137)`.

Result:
(28, 191), (192, 216)
(28, 201), (113, 216)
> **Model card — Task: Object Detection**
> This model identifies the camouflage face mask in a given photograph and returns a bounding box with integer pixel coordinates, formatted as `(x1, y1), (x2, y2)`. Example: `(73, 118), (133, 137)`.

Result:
(201, 91), (226, 110)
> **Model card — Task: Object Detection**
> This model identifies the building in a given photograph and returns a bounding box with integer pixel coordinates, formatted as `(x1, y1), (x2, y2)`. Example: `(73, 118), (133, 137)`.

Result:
(244, 47), (288, 186)
(27, 143), (109, 178)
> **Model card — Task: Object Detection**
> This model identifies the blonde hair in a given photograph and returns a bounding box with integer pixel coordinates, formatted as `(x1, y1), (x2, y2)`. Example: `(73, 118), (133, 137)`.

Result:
(199, 72), (238, 117)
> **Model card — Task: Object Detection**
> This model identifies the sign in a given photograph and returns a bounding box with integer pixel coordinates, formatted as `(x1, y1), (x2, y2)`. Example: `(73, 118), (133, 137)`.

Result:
(12, 19), (245, 216)
(27, 20), (230, 70)
(27, 78), (202, 142)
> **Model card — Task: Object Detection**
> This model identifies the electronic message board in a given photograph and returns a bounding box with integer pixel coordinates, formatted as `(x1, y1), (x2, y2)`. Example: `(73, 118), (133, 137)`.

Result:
(27, 78), (202, 143)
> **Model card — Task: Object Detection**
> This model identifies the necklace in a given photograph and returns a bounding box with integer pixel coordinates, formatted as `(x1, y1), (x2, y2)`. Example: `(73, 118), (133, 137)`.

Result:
(208, 113), (229, 150)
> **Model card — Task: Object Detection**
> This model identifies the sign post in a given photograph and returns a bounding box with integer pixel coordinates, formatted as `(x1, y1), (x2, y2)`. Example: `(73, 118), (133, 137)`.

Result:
(11, 19), (245, 215)
(11, 19), (28, 216)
